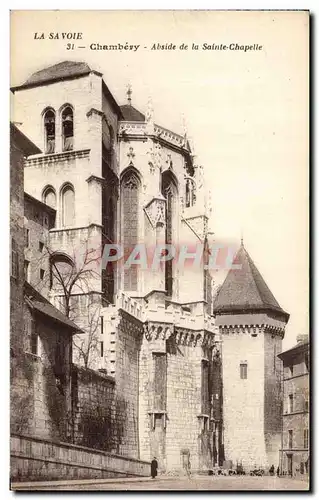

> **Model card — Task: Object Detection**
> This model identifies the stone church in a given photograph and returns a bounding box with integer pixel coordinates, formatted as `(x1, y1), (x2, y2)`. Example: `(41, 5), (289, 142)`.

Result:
(11, 60), (289, 474)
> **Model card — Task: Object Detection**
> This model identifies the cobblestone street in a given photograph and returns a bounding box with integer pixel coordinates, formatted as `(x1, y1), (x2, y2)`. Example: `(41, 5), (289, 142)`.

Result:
(12, 475), (309, 491)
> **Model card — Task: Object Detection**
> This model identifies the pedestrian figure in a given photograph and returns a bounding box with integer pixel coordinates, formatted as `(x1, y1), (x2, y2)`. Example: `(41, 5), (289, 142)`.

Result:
(151, 456), (158, 479)
(269, 464), (275, 476)
(277, 466), (280, 477)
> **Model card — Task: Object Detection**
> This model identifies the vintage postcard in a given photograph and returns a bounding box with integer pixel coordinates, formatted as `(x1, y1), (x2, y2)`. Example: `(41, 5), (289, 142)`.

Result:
(10, 10), (309, 491)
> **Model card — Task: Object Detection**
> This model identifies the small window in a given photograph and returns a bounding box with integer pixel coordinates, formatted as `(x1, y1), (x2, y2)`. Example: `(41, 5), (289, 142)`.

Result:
(11, 238), (18, 278)
(240, 362), (247, 379)
(304, 429), (309, 449)
(24, 260), (30, 282)
(289, 394), (294, 413)
(100, 341), (104, 358)
(305, 353), (309, 372)
(100, 316), (104, 336)
(24, 228), (30, 248)
(288, 430), (293, 449)
(305, 399), (309, 412)
(39, 241), (44, 252)
(40, 269), (45, 280)
(31, 330), (38, 355)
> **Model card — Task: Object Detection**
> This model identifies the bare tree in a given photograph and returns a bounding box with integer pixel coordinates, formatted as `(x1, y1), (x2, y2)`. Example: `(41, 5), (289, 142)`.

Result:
(29, 238), (105, 369)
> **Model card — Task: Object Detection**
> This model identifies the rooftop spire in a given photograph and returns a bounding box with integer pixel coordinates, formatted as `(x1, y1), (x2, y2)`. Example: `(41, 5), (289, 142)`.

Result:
(126, 84), (132, 106)
(240, 227), (244, 247)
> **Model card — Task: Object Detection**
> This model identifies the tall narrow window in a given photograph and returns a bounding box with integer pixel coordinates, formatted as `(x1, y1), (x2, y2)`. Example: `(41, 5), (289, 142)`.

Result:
(11, 238), (18, 279)
(162, 171), (178, 297)
(304, 429), (309, 449)
(62, 106), (74, 151)
(153, 353), (167, 410)
(289, 394), (294, 413)
(24, 260), (30, 282)
(24, 228), (30, 248)
(185, 178), (196, 208)
(61, 184), (75, 227)
(305, 353), (309, 372)
(44, 109), (55, 154)
(201, 360), (210, 415)
(43, 186), (56, 209)
(240, 362), (247, 379)
(288, 430), (293, 449)
(121, 169), (140, 292)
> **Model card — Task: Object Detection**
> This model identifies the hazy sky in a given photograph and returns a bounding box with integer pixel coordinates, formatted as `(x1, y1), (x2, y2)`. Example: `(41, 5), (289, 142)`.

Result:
(11, 10), (309, 348)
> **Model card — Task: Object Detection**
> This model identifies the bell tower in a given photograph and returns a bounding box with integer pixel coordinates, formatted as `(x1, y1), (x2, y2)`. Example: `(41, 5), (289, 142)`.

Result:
(213, 241), (289, 470)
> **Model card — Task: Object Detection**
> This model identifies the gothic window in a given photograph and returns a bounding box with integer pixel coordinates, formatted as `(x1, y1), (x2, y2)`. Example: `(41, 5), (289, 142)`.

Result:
(61, 106), (74, 151)
(161, 171), (178, 297)
(121, 169), (140, 292)
(185, 177), (196, 208)
(44, 109), (56, 154)
(61, 184), (75, 227)
(43, 186), (56, 209)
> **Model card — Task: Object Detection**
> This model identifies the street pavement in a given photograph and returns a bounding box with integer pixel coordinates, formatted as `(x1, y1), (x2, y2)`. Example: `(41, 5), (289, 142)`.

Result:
(12, 475), (309, 491)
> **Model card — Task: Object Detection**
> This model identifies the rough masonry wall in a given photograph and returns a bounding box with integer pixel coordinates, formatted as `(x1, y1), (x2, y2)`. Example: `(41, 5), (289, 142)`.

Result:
(10, 143), (25, 353)
(221, 327), (267, 469)
(114, 317), (143, 458)
(264, 332), (283, 467)
(11, 434), (150, 482)
(165, 344), (202, 472)
(11, 306), (72, 442)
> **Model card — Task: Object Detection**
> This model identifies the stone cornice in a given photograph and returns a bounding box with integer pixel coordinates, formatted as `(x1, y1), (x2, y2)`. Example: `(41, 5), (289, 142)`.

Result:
(219, 323), (285, 337)
(119, 122), (192, 156)
(25, 149), (90, 166)
(144, 321), (174, 342)
(86, 107), (104, 118)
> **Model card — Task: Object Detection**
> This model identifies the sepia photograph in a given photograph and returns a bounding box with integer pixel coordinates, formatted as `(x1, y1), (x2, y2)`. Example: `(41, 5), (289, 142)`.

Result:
(9, 10), (309, 491)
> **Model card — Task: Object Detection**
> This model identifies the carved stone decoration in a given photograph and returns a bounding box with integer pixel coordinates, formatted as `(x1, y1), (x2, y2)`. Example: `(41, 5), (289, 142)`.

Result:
(147, 139), (163, 173)
(144, 322), (173, 342)
(183, 215), (208, 241)
(145, 97), (155, 135)
(149, 161), (155, 174)
(144, 196), (166, 229)
(119, 310), (144, 338)
(166, 153), (173, 170)
(127, 146), (135, 165)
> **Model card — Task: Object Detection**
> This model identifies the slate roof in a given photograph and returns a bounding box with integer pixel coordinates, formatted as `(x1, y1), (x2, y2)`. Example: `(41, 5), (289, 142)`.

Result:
(120, 104), (145, 122)
(20, 61), (92, 88)
(10, 123), (41, 156)
(24, 282), (83, 334)
(213, 243), (289, 321)
(277, 337), (309, 360)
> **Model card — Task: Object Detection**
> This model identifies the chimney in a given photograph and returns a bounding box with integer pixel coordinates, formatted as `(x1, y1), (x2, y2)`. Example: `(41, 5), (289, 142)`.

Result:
(296, 334), (309, 344)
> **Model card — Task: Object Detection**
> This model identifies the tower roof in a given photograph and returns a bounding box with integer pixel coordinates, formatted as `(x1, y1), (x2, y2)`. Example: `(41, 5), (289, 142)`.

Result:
(213, 243), (289, 321)
(120, 104), (145, 122)
(13, 61), (93, 90)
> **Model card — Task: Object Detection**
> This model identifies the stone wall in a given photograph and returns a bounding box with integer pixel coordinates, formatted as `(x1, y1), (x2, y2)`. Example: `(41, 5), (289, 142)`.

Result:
(10, 434), (150, 482)
(221, 326), (267, 469)
(11, 305), (73, 442)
